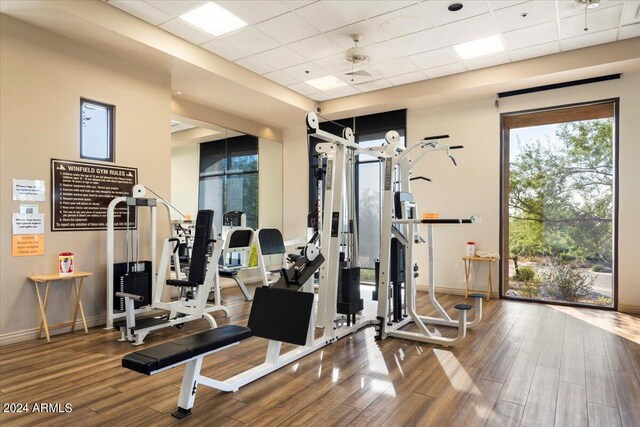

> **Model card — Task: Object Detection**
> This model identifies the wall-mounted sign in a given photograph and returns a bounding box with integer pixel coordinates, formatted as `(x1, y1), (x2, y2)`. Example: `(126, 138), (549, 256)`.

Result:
(12, 213), (45, 235)
(51, 159), (137, 231)
(13, 179), (45, 201)
(12, 235), (44, 257)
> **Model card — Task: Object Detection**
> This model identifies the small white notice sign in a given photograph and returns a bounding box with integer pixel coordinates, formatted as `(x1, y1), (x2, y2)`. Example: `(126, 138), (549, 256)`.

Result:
(12, 213), (45, 235)
(13, 179), (45, 201)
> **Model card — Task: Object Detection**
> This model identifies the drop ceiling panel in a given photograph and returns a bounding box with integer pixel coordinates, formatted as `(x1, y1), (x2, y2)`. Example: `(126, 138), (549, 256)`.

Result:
(256, 12), (320, 44)
(235, 56), (275, 74)
(282, 62), (330, 82)
(348, 0), (417, 19)
(287, 82), (319, 96)
(437, 13), (500, 45)
(214, 1), (289, 25)
(325, 21), (388, 49)
(561, 28), (618, 50)
(560, 4), (623, 38)
(387, 71), (429, 86)
(368, 57), (420, 78)
(253, 46), (306, 69)
(410, 47), (460, 70)
(619, 23), (640, 39)
(368, 4), (434, 39)
(201, 39), (247, 61)
(295, 1), (364, 32)
(364, 41), (405, 65)
(354, 78), (393, 92)
(556, 0), (622, 18)
(508, 41), (560, 61)
(314, 52), (353, 74)
(489, 1), (530, 11)
(110, 1), (172, 25)
(391, 28), (449, 56)
(502, 20), (559, 50)
(280, 0), (315, 10)
(322, 85), (360, 98)
(421, 0), (490, 26)
(263, 70), (298, 86)
(621, 1), (640, 25)
(463, 51), (511, 70)
(159, 19), (213, 45)
(144, 0), (207, 16)
(423, 62), (467, 79)
(220, 26), (280, 55)
(493, 1), (558, 32)
(288, 34), (343, 61)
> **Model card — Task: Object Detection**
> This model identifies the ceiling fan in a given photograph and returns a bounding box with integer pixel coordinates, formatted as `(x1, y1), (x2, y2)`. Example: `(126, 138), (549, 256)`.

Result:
(344, 35), (372, 83)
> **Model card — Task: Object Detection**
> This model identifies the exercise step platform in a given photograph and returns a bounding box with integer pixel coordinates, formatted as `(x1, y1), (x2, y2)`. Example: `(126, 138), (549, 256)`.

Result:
(122, 325), (252, 375)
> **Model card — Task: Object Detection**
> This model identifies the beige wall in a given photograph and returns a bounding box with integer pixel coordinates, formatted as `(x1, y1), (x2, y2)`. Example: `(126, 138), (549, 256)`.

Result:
(170, 138), (283, 230)
(0, 16), (172, 341)
(282, 72), (640, 312)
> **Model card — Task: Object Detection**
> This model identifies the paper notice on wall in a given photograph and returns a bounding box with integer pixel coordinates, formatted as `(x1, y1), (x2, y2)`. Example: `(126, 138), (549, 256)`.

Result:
(12, 235), (45, 256)
(12, 213), (45, 235)
(20, 204), (39, 214)
(13, 179), (45, 201)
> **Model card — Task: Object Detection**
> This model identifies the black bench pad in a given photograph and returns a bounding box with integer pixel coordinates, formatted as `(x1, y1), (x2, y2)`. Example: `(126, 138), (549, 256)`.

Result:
(122, 325), (252, 375)
(219, 269), (238, 277)
(455, 304), (473, 311)
(166, 279), (201, 287)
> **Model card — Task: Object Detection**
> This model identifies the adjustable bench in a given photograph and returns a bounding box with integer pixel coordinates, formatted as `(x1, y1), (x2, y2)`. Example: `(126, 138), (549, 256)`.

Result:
(122, 324), (251, 418)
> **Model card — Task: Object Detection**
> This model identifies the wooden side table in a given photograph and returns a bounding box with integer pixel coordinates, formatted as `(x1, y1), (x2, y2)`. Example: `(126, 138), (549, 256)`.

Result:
(463, 256), (497, 301)
(27, 271), (93, 342)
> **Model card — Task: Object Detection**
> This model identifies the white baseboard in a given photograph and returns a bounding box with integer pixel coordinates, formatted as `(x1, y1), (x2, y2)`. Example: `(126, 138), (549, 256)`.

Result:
(0, 314), (107, 346)
(618, 304), (640, 314)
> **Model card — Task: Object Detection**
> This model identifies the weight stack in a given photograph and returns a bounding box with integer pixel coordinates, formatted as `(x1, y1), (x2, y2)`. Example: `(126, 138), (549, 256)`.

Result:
(337, 267), (364, 315)
(113, 261), (152, 311)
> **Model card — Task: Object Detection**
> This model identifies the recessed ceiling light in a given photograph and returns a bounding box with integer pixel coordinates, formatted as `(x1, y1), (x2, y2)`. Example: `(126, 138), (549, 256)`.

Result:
(448, 3), (464, 12)
(179, 2), (247, 37)
(305, 75), (348, 92)
(453, 34), (505, 60)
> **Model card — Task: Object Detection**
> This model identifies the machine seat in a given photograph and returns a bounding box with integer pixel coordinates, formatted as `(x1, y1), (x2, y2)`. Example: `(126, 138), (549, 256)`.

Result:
(166, 279), (201, 287)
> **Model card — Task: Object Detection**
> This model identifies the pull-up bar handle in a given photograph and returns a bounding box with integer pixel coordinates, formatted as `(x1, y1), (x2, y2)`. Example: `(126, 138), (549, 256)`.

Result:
(449, 145), (464, 150)
(422, 134), (450, 141)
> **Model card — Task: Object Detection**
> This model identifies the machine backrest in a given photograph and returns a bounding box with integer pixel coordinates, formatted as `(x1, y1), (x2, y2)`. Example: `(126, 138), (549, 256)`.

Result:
(228, 228), (253, 249)
(394, 192), (415, 220)
(257, 228), (286, 256)
(188, 210), (214, 284)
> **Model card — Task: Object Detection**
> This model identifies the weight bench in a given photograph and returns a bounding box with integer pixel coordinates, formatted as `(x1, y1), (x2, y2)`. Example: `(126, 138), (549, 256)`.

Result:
(122, 324), (252, 418)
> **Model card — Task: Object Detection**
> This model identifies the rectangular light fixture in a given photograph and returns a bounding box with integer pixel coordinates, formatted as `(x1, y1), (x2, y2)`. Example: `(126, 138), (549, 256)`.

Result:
(305, 75), (348, 92)
(453, 34), (505, 60)
(180, 2), (247, 37)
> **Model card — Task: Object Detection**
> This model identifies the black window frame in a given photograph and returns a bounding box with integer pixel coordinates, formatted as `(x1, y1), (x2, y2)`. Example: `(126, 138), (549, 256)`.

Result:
(80, 98), (115, 162)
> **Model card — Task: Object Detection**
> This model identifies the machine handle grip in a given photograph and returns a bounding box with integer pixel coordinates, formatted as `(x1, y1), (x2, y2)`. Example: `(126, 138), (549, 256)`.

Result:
(115, 292), (144, 302)
(422, 134), (450, 141)
(410, 176), (432, 182)
(420, 218), (474, 224)
(449, 145), (464, 150)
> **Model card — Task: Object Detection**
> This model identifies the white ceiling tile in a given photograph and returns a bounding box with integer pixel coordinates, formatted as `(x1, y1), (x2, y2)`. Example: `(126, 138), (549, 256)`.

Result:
(489, 1), (529, 11)
(619, 23), (640, 39)
(364, 41), (405, 65)
(288, 34), (343, 61)
(561, 28), (618, 51)
(391, 28), (448, 56)
(368, 4), (434, 39)
(220, 26), (280, 55)
(502, 20), (558, 50)
(295, 1), (364, 32)
(110, 1), (172, 25)
(201, 39), (247, 60)
(314, 52), (352, 74)
(145, 0), (207, 16)
(492, 1), (558, 32)
(423, 62), (467, 79)
(253, 46), (307, 69)
(322, 85), (360, 98)
(282, 61), (330, 82)
(256, 12), (319, 44)
(557, 0), (623, 18)
(325, 21), (388, 49)
(281, 0), (315, 10)
(409, 47), (460, 69)
(310, 92), (331, 101)
(214, 1), (289, 24)
(349, 1), (416, 19)
(463, 51), (511, 70)
(508, 41), (560, 62)
(344, 69), (384, 85)
(559, 4), (623, 39)
(368, 57), (419, 78)
(421, 0), (490, 26)
(437, 13), (500, 45)
(621, 1), (640, 25)
(387, 71), (429, 86)
(159, 19), (213, 45)
(263, 70), (298, 86)
(235, 56), (276, 74)
(287, 82), (318, 96)
(353, 78), (393, 92)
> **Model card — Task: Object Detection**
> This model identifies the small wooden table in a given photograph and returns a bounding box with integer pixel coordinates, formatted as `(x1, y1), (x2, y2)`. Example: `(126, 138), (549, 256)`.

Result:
(27, 271), (93, 342)
(463, 256), (497, 301)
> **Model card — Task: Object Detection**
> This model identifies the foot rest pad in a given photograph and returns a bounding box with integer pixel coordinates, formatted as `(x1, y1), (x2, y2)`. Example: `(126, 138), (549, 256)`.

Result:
(455, 304), (473, 311)
(469, 294), (486, 299)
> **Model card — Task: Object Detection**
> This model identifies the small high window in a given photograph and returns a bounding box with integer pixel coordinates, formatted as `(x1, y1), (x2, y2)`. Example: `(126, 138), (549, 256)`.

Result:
(80, 98), (114, 161)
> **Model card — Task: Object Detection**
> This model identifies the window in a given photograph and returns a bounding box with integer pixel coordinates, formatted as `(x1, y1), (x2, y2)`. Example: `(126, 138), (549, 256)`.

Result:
(501, 100), (618, 308)
(199, 135), (258, 233)
(80, 98), (114, 161)
(308, 110), (406, 282)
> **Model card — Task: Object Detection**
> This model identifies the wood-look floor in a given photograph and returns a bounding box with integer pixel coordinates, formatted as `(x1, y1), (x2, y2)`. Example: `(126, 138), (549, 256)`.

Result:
(1, 284), (639, 427)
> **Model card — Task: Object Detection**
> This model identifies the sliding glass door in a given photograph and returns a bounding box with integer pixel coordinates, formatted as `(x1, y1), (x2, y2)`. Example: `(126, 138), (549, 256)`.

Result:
(501, 100), (617, 308)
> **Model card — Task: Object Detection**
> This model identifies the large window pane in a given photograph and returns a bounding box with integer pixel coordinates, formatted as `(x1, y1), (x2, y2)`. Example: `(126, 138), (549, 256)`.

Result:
(199, 176), (224, 233)
(200, 140), (226, 175)
(81, 99), (113, 161)
(227, 136), (258, 173)
(226, 173), (258, 229)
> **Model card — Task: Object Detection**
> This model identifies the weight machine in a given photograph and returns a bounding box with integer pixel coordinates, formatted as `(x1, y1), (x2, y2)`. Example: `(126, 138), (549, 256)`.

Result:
(375, 133), (483, 347)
